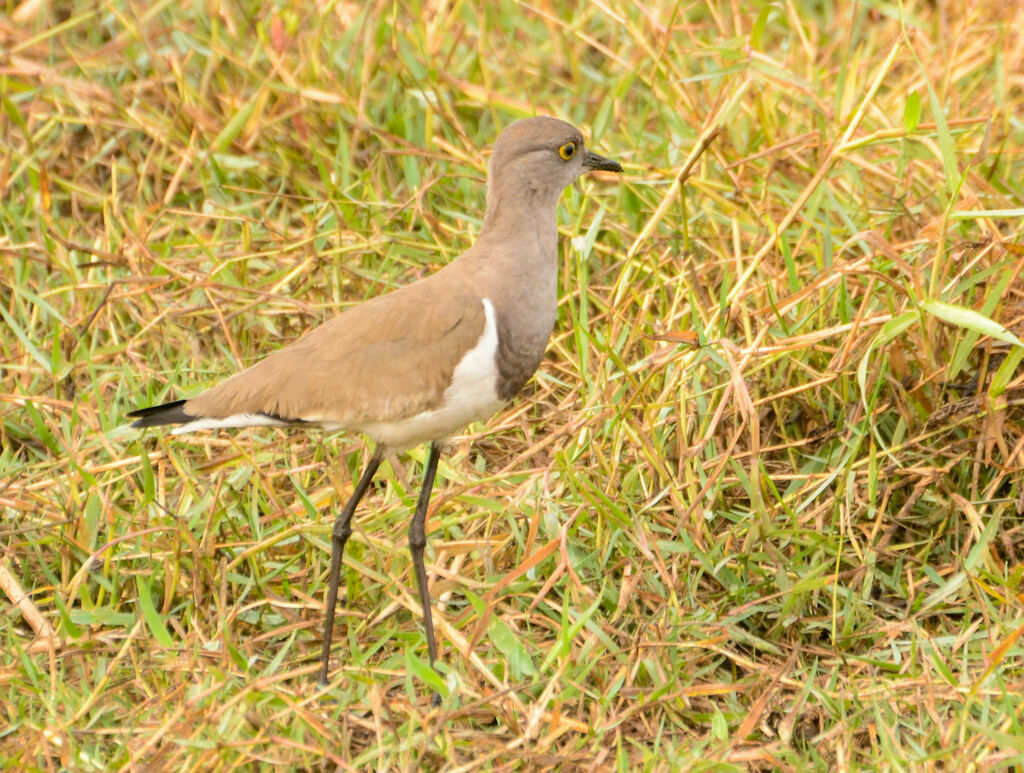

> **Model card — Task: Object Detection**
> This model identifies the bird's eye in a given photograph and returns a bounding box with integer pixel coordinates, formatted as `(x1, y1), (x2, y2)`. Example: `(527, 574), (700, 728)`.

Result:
(558, 142), (577, 160)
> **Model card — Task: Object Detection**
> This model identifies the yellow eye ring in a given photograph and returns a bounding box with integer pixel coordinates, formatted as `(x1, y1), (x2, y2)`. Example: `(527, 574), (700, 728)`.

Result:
(558, 142), (576, 160)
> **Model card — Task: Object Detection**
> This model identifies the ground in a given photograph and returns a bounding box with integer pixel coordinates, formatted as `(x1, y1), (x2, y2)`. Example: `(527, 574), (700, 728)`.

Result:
(2, 1), (1024, 770)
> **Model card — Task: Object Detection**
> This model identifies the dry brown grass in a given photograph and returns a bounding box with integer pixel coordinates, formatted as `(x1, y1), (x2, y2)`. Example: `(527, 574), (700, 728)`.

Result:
(2, 1), (1024, 769)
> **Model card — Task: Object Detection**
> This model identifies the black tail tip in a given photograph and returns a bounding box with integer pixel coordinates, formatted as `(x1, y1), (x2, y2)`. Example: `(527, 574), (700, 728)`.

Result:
(127, 399), (191, 428)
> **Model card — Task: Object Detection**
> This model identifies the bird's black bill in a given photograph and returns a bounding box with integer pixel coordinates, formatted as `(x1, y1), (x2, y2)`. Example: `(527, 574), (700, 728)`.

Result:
(583, 149), (623, 173)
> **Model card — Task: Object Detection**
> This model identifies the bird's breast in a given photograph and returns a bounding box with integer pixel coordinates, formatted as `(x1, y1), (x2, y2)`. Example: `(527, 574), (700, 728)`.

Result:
(491, 286), (557, 401)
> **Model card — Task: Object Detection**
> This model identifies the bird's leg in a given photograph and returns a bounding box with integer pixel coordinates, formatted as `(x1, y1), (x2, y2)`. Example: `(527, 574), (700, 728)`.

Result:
(408, 442), (442, 671)
(318, 447), (383, 686)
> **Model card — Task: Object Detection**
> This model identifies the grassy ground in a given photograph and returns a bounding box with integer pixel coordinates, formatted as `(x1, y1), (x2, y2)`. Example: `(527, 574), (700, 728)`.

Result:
(2, 0), (1024, 769)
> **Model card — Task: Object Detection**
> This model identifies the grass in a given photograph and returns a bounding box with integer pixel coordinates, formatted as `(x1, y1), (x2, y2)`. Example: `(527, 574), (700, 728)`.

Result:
(2, 0), (1024, 769)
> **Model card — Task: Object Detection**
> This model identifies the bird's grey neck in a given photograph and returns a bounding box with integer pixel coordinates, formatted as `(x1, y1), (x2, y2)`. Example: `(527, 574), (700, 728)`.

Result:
(480, 181), (560, 254)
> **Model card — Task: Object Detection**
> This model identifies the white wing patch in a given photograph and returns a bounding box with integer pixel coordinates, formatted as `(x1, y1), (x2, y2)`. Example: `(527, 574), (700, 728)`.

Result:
(171, 413), (290, 435)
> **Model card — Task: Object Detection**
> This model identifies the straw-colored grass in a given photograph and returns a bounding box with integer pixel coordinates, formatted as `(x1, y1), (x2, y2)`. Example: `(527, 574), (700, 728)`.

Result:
(3, 1), (1024, 769)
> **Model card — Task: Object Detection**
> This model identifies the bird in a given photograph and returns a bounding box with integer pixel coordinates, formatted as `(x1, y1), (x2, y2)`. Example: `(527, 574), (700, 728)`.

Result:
(127, 115), (623, 689)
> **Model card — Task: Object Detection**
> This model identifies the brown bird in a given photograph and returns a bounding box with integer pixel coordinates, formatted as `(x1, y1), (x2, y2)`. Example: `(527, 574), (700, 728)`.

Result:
(128, 116), (622, 688)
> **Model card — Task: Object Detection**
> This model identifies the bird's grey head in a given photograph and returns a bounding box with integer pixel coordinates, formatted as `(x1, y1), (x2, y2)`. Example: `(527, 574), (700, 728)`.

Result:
(485, 116), (622, 215)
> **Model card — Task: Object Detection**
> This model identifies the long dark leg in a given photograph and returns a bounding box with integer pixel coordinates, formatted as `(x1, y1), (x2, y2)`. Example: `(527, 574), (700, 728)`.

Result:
(318, 447), (383, 686)
(409, 442), (442, 669)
